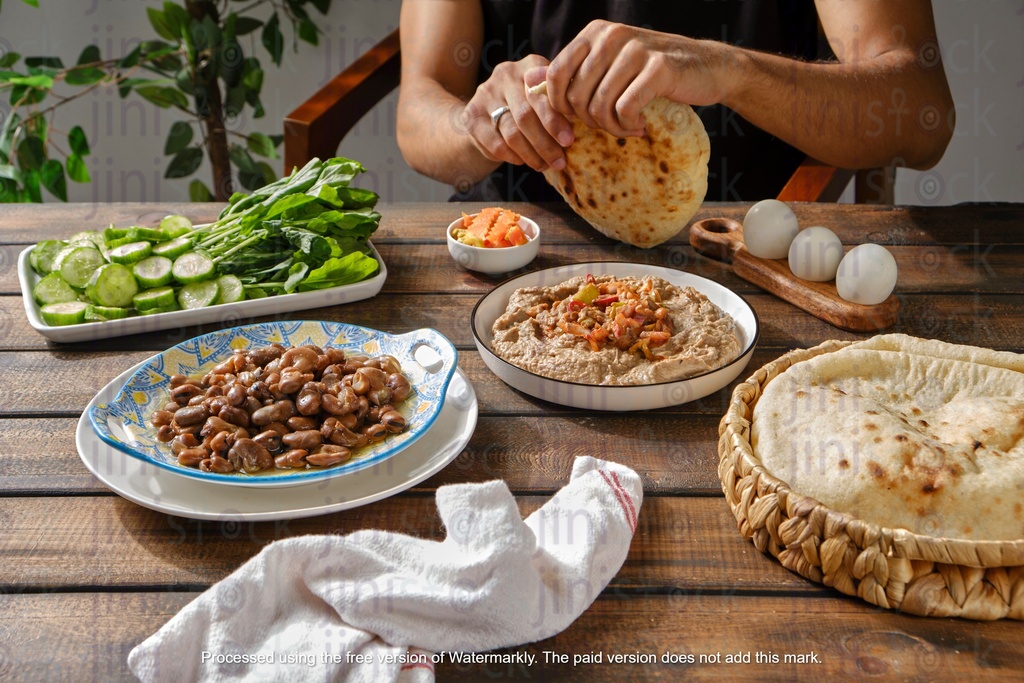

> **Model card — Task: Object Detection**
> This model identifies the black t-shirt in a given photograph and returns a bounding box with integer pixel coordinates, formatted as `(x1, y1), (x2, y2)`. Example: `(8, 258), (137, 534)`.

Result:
(461, 0), (819, 202)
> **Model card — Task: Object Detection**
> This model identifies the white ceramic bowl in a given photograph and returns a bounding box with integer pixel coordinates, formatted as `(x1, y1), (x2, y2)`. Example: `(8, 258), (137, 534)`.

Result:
(471, 263), (759, 411)
(447, 213), (540, 275)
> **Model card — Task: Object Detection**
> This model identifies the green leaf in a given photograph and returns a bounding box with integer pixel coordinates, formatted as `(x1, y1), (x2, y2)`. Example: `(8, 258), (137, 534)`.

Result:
(234, 16), (263, 36)
(40, 159), (67, 201)
(146, 8), (176, 41)
(21, 0), (41, 7)
(241, 61), (262, 93)
(162, 1), (191, 40)
(22, 168), (42, 203)
(76, 45), (101, 66)
(16, 135), (44, 170)
(228, 143), (257, 173)
(238, 161), (275, 191)
(119, 45), (142, 69)
(24, 56), (63, 69)
(0, 52), (21, 68)
(68, 125), (89, 156)
(224, 83), (246, 117)
(0, 164), (21, 183)
(298, 252), (379, 291)
(246, 131), (278, 159)
(8, 74), (53, 89)
(164, 121), (193, 155)
(261, 12), (283, 66)
(165, 146), (203, 178)
(136, 85), (188, 109)
(310, 0), (331, 14)
(66, 153), (90, 183)
(298, 19), (318, 46)
(246, 89), (265, 118)
(219, 38), (243, 87)
(66, 45), (106, 85)
(265, 193), (317, 218)
(0, 112), (21, 163)
(189, 179), (214, 202)
(175, 67), (195, 95)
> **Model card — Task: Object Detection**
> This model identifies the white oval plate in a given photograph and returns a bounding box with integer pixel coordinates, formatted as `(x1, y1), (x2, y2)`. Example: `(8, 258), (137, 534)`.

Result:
(18, 243), (387, 343)
(89, 320), (458, 488)
(471, 262), (759, 411)
(78, 361), (478, 521)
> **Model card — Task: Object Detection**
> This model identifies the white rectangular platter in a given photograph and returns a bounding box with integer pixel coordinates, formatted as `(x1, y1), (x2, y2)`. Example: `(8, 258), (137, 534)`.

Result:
(18, 243), (387, 343)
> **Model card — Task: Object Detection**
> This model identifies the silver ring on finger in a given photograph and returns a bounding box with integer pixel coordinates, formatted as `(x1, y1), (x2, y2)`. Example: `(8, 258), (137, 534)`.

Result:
(489, 105), (511, 128)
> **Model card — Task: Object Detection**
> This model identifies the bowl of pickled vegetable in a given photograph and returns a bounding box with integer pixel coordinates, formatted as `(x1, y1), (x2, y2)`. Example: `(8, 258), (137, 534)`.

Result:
(447, 208), (540, 275)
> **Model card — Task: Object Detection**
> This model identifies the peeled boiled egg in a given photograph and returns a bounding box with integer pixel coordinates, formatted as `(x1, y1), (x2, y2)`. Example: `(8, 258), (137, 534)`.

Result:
(787, 226), (843, 282)
(742, 199), (799, 259)
(836, 244), (898, 305)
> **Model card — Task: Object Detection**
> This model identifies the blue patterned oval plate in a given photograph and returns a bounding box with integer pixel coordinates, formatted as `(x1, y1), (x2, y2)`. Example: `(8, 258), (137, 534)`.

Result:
(88, 321), (459, 488)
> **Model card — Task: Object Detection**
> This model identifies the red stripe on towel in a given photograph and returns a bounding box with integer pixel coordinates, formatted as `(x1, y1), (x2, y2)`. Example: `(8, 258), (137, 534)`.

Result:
(599, 469), (636, 533)
(609, 471), (637, 532)
(401, 662), (435, 673)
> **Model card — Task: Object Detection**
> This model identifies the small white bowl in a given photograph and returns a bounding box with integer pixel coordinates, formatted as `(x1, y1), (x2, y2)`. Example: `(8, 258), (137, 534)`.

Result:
(447, 212), (540, 275)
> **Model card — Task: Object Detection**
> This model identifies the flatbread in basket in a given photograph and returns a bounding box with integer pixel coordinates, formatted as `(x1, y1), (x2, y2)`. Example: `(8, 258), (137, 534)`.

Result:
(719, 334), (1024, 620)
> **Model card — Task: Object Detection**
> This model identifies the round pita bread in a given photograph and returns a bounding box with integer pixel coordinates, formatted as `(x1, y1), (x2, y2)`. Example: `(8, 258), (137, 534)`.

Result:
(751, 334), (1024, 542)
(542, 97), (710, 249)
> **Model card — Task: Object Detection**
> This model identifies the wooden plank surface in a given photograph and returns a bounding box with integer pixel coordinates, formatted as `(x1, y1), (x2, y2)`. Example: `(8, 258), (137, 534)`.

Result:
(0, 496), (806, 593)
(5, 242), (1024, 297)
(1, 201), (1022, 682)
(0, 414), (725, 495)
(1, 202), (1022, 246)
(3, 292), (1023, 353)
(1, 592), (1020, 682)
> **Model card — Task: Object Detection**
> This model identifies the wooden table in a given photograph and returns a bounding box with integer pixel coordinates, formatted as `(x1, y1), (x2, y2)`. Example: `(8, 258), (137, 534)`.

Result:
(1, 202), (1021, 681)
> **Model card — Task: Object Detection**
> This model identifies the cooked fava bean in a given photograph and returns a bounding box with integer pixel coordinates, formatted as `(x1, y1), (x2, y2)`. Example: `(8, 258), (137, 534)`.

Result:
(307, 445), (351, 467)
(287, 416), (318, 431)
(218, 405), (250, 428)
(151, 410), (176, 427)
(173, 405), (209, 426)
(282, 429), (322, 451)
(151, 343), (412, 475)
(228, 438), (272, 473)
(275, 449), (309, 469)
(201, 454), (233, 473)
(178, 447), (208, 467)
(253, 429), (283, 453)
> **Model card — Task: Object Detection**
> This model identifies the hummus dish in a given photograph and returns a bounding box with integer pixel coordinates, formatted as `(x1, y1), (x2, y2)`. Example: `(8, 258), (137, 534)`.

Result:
(490, 275), (741, 386)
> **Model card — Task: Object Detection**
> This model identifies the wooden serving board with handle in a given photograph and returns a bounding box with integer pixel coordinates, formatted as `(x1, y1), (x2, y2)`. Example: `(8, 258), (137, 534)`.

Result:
(689, 217), (899, 332)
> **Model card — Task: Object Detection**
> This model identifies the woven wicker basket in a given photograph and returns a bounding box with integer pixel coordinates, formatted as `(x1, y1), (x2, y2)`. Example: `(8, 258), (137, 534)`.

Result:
(718, 340), (1024, 620)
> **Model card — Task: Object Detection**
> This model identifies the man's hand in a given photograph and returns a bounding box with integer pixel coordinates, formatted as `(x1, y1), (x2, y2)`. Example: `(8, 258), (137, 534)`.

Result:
(545, 20), (727, 137)
(463, 57), (574, 172)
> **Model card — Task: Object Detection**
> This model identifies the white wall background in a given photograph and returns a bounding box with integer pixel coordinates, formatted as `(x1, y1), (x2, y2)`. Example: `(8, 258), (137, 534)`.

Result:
(1, 0), (1020, 205)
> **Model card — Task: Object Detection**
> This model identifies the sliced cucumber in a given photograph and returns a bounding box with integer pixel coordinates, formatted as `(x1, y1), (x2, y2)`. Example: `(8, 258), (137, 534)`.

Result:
(172, 251), (215, 284)
(132, 227), (165, 241)
(40, 301), (88, 326)
(33, 272), (80, 306)
(103, 225), (131, 242)
(132, 286), (177, 311)
(132, 256), (174, 288)
(159, 214), (193, 239)
(85, 263), (139, 308)
(105, 235), (142, 250)
(108, 241), (153, 265)
(152, 236), (193, 260)
(29, 240), (67, 275)
(59, 246), (107, 289)
(68, 231), (105, 249)
(84, 304), (131, 321)
(177, 280), (220, 309)
(214, 275), (245, 305)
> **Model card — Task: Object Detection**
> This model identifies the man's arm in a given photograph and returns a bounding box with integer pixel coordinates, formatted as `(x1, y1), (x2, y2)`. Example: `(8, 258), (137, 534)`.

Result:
(544, 0), (954, 171)
(397, 0), (573, 186)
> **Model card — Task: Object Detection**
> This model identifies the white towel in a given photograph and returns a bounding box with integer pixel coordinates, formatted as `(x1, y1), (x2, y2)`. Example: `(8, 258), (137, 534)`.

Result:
(128, 456), (642, 682)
